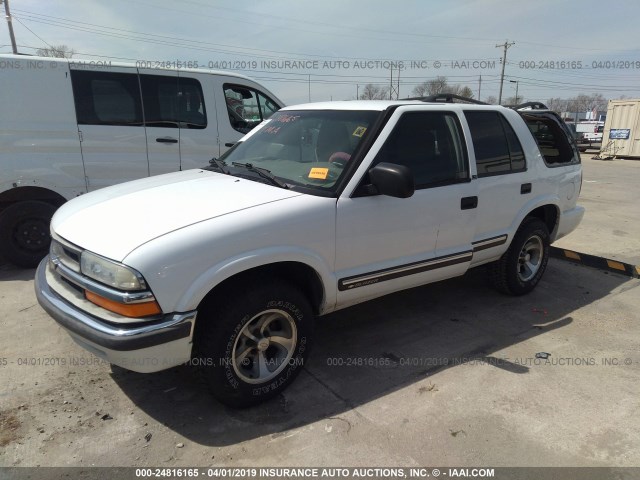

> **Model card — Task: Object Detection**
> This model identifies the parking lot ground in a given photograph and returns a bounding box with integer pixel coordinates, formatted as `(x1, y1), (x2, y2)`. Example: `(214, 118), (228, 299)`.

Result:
(554, 154), (640, 266)
(1, 256), (639, 468)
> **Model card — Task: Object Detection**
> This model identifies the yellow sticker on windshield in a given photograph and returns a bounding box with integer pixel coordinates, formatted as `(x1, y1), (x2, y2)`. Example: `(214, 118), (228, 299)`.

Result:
(309, 167), (329, 180)
(352, 126), (367, 137)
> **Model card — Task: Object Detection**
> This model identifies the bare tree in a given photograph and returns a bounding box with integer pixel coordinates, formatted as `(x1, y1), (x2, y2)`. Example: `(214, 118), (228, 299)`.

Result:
(546, 97), (565, 113)
(458, 86), (475, 99)
(411, 76), (447, 96)
(36, 45), (75, 58)
(411, 76), (474, 99)
(566, 93), (607, 114)
(484, 95), (497, 105)
(359, 84), (390, 100)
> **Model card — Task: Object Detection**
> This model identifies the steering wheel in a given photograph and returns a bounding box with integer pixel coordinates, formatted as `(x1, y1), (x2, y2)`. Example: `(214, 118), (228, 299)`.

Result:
(328, 152), (352, 168)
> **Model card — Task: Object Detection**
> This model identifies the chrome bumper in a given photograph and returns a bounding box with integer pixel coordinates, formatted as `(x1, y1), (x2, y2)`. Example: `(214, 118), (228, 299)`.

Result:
(35, 257), (196, 354)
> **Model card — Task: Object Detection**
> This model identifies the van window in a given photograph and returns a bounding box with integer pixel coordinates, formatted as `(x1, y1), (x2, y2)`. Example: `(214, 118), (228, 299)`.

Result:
(373, 111), (469, 188)
(71, 71), (143, 126)
(140, 75), (206, 129)
(224, 84), (280, 133)
(464, 111), (525, 177)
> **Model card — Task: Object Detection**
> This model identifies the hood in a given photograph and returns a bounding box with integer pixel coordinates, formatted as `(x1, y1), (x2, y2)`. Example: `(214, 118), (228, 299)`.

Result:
(52, 169), (302, 261)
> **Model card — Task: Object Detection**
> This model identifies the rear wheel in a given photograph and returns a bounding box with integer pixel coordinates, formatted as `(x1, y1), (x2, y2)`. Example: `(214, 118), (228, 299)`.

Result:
(195, 281), (313, 408)
(0, 201), (56, 268)
(489, 218), (550, 296)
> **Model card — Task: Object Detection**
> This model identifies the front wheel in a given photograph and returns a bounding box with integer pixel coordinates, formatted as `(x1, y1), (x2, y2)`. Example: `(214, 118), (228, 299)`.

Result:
(489, 218), (550, 296)
(0, 201), (56, 268)
(195, 281), (314, 408)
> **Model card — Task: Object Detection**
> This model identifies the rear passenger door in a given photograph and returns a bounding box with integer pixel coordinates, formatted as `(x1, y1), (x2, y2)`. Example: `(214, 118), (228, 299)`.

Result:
(463, 110), (528, 264)
(139, 70), (181, 176)
(70, 67), (148, 191)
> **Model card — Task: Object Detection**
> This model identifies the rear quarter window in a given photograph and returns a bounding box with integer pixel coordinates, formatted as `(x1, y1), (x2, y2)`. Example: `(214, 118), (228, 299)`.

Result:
(521, 113), (580, 166)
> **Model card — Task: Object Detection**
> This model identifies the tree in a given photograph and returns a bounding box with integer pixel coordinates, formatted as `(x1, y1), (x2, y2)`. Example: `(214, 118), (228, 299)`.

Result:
(36, 45), (75, 58)
(411, 76), (448, 97)
(566, 93), (607, 114)
(411, 76), (475, 99)
(359, 84), (390, 100)
(484, 96), (497, 105)
(546, 97), (565, 113)
(458, 86), (475, 99)
(504, 95), (524, 105)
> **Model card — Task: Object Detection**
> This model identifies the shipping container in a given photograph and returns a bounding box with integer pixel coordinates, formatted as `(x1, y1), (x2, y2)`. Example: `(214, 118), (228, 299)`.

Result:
(600, 99), (640, 158)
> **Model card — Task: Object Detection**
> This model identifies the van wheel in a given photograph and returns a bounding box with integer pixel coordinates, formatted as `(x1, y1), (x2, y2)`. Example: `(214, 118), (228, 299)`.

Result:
(0, 201), (56, 268)
(195, 281), (313, 408)
(489, 218), (550, 296)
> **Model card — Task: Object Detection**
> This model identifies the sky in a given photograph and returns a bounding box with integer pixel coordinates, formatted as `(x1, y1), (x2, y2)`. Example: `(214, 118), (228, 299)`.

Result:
(2, 0), (640, 106)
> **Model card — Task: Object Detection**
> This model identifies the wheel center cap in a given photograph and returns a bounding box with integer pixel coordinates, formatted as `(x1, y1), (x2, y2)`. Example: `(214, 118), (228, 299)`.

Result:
(257, 338), (270, 351)
(525, 253), (531, 262)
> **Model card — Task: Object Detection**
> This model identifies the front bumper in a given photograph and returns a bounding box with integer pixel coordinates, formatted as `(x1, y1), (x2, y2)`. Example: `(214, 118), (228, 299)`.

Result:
(35, 257), (197, 373)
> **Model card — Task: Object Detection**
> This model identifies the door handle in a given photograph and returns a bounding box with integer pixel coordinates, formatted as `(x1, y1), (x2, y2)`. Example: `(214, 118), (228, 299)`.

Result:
(461, 196), (478, 210)
(225, 142), (236, 147)
(521, 183), (532, 194)
(156, 137), (178, 144)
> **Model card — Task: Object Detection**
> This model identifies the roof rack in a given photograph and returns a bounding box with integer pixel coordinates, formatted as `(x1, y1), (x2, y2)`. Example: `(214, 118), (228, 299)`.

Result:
(509, 101), (549, 111)
(404, 93), (488, 105)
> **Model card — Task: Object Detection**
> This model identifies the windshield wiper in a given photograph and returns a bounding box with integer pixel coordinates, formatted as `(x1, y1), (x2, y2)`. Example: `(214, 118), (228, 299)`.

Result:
(208, 158), (230, 174)
(231, 162), (289, 189)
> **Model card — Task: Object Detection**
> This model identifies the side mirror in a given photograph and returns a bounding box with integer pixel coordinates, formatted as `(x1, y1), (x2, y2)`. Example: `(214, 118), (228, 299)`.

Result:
(368, 162), (414, 198)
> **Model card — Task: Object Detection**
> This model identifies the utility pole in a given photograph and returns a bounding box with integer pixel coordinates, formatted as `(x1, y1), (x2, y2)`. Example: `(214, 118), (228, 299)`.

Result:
(356, 84), (359, 99)
(509, 80), (520, 104)
(308, 74), (311, 102)
(496, 40), (515, 105)
(389, 65), (400, 100)
(2, 0), (18, 54)
(478, 75), (482, 101)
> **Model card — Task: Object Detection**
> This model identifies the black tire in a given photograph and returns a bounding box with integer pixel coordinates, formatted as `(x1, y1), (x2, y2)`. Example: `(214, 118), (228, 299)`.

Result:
(195, 281), (314, 408)
(489, 218), (550, 296)
(0, 201), (56, 268)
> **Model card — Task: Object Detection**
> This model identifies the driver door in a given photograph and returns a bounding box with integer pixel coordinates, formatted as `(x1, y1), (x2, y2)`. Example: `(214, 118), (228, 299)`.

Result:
(334, 108), (478, 309)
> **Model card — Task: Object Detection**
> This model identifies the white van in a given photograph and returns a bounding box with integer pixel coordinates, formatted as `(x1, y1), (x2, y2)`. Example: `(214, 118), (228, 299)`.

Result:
(0, 54), (284, 267)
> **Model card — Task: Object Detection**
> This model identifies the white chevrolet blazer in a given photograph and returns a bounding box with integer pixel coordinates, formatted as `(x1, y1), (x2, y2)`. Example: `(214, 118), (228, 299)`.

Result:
(35, 99), (584, 407)
(0, 54), (283, 268)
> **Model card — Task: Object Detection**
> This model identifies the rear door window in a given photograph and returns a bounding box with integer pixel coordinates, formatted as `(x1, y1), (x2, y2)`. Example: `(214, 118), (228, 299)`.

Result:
(464, 111), (526, 177)
(71, 70), (143, 126)
(140, 75), (207, 129)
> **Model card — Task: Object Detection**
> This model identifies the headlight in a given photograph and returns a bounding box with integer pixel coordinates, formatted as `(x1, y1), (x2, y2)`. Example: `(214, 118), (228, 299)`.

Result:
(80, 251), (146, 291)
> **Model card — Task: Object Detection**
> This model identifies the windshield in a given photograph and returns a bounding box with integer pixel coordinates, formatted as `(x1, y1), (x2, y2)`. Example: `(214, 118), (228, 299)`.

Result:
(219, 109), (380, 194)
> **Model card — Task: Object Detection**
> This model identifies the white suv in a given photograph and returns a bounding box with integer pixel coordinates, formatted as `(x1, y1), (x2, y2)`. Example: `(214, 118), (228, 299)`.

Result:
(35, 99), (584, 407)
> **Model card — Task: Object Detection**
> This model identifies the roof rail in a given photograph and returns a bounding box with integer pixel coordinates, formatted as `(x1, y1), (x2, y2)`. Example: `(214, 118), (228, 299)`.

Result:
(404, 93), (488, 105)
(510, 101), (549, 110)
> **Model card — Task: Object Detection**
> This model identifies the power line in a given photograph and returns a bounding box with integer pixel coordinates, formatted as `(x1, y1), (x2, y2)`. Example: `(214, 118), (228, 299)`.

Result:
(12, 15), (53, 50)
